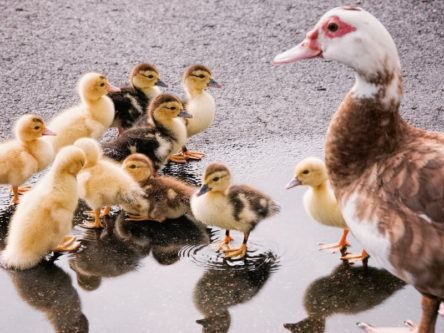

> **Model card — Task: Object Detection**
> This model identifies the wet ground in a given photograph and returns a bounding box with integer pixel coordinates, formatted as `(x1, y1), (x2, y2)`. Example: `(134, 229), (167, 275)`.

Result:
(0, 0), (443, 332)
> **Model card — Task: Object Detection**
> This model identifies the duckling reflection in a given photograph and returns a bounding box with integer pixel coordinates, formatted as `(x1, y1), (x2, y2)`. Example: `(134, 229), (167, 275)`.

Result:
(284, 263), (405, 333)
(194, 253), (276, 333)
(69, 212), (210, 290)
(7, 261), (88, 333)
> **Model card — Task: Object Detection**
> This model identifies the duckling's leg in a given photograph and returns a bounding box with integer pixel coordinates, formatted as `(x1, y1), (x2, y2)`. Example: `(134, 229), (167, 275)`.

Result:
(341, 249), (370, 268)
(54, 235), (81, 252)
(83, 207), (111, 218)
(318, 229), (350, 254)
(10, 186), (21, 205)
(181, 146), (204, 160)
(80, 209), (104, 229)
(224, 231), (249, 259)
(216, 230), (233, 251)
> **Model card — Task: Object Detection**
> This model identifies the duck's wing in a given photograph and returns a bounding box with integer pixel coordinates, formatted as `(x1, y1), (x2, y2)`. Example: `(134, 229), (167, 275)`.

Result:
(378, 140), (444, 229)
(102, 127), (160, 162)
(108, 87), (146, 128)
(227, 185), (280, 226)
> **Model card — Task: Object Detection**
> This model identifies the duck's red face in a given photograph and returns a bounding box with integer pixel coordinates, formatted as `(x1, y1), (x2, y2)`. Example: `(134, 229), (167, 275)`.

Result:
(273, 14), (357, 65)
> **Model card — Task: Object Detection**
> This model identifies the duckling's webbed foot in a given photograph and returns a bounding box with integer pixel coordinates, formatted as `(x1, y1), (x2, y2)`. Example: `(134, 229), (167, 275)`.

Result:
(83, 207), (111, 218)
(10, 185), (32, 205)
(183, 150), (204, 160)
(80, 209), (104, 229)
(341, 250), (370, 268)
(54, 235), (81, 252)
(216, 230), (233, 251)
(318, 229), (350, 255)
(224, 243), (247, 259)
(169, 153), (188, 164)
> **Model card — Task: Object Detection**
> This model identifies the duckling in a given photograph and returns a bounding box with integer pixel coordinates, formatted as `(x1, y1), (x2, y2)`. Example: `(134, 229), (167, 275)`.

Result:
(74, 138), (147, 229)
(109, 63), (167, 134)
(286, 157), (369, 264)
(1, 146), (86, 270)
(121, 153), (196, 222)
(0, 114), (56, 204)
(170, 64), (221, 162)
(45, 72), (120, 153)
(191, 163), (280, 259)
(102, 93), (192, 169)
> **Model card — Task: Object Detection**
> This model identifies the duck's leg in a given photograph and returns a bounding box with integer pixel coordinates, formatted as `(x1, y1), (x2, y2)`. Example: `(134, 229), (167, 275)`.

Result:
(416, 295), (440, 333)
(10, 186), (20, 205)
(318, 229), (350, 254)
(83, 207), (110, 218)
(341, 249), (370, 268)
(54, 235), (81, 252)
(80, 209), (104, 229)
(216, 230), (233, 251)
(224, 231), (249, 259)
(181, 146), (204, 160)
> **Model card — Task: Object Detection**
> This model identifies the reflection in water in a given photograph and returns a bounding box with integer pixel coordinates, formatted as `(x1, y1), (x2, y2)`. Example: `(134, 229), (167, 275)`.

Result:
(194, 252), (278, 333)
(0, 205), (15, 249)
(69, 213), (210, 290)
(284, 263), (406, 333)
(7, 261), (88, 333)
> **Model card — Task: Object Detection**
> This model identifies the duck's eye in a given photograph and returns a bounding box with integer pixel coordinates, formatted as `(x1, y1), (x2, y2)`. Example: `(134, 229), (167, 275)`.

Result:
(34, 126), (40, 130)
(129, 164), (137, 169)
(198, 74), (205, 79)
(327, 22), (339, 32)
(147, 75), (154, 79)
(213, 177), (220, 182)
(302, 170), (309, 175)
(100, 82), (105, 87)
(170, 106), (176, 110)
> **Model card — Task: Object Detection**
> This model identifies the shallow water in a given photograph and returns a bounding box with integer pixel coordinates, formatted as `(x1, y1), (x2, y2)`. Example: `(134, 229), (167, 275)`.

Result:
(0, 139), (442, 333)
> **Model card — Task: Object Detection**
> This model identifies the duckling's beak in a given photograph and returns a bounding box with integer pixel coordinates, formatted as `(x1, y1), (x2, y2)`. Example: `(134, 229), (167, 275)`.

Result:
(155, 79), (168, 88)
(272, 29), (322, 65)
(42, 128), (56, 136)
(196, 184), (210, 196)
(208, 78), (222, 88)
(178, 110), (193, 119)
(286, 177), (301, 189)
(106, 83), (121, 93)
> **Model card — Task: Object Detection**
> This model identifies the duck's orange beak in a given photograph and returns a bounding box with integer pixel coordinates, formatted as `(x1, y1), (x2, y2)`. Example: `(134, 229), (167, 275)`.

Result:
(273, 29), (322, 65)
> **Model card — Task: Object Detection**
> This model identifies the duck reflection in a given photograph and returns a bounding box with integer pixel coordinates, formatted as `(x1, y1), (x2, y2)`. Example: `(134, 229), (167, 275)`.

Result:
(284, 263), (406, 333)
(7, 261), (88, 333)
(69, 212), (210, 290)
(194, 253), (277, 333)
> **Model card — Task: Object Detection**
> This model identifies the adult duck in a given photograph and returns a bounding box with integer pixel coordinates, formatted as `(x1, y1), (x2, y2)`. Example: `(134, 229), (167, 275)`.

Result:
(274, 6), (443, 333)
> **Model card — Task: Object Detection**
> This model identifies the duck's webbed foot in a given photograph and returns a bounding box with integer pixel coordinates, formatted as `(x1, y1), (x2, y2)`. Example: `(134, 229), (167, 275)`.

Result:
(341, 249), (370, 268)
(318, 229), (350, 255)
(224, 243), (247, 259)
(10, 185), (32, 205)
(216, 230), (233, 251)
(183, 150), (204, 160)
(80, 209), (104, 229)
(169, 153), (187, 164)
(54, 235), (81, 252)
(83, 206), (110, 218)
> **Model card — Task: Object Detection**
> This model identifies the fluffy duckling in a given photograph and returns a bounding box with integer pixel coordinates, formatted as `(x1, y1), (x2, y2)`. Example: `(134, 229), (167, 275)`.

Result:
(0, 114), (55, 204)
(170, 64), (221, 162)
(102, 93), (192, 169)
(191, 163), (280, 259)
(109, 63), (167, 134)
(74, 138), (147, 229)
(1, 146), (86, 270)
(286, 157), (369, 264)
(121, 154), (196, 222)
(46, 72), (120, 153)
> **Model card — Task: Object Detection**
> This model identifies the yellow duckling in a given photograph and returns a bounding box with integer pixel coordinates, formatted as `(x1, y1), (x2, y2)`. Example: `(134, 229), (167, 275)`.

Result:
(286, 157), (368, 264)
(1, 146), (86, 270)
(109, 63), (167, 134)
(191, 163), (280, 259)
(46, 72), (120, 153)
(170, 64), (221, 162)
(122, 154), (196, 222)
(0, 114), (55, 204)
(74, 138), (147, 229)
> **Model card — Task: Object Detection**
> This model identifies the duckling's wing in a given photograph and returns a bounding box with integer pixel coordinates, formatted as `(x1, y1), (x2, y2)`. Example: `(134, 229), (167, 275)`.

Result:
(102, 127), (159, 162)
(228, 185), (280, 226)
(109, 87), (147, 128)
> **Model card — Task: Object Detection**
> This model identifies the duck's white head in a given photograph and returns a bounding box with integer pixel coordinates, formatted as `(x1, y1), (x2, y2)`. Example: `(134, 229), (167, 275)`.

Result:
(77, 72), (120, 102)
(74, 138), (102, 167)
(196, 162), (231, 196)
(273, 7), (401, 84)
(14, 114), (56, 142)
(122, 153), (156, 183)
(286, 157), (328, 189)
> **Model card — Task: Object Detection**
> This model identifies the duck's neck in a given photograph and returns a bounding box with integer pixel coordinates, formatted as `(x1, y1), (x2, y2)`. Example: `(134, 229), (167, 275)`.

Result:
(83, 95), (115, 125)
(139, 86), (161, 99)
(325, 69), (404, 194)
(184, 85), (204, 99)
(311, 182), (328, 194)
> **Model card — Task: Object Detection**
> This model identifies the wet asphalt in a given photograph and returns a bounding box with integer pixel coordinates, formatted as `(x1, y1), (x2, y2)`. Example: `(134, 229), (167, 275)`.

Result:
(0, 0), (443, 332)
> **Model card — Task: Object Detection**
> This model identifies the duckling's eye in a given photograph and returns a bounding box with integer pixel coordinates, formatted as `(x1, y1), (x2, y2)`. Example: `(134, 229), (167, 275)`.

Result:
(129, 164), (137, 169)
(213, 177), (220, 182)
(100, 82), (105, 87)
(34, 126), (40, 130)
(327, 22), (339, 32)
(170, 106), (177, 110)
(198, 74), (205, 79)
(147, 75), (154, 79)
(302, 170), (310, 175)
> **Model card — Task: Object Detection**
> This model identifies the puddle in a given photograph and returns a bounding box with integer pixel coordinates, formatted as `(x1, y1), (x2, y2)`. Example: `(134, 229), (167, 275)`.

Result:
(0, 138), (442, 332)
